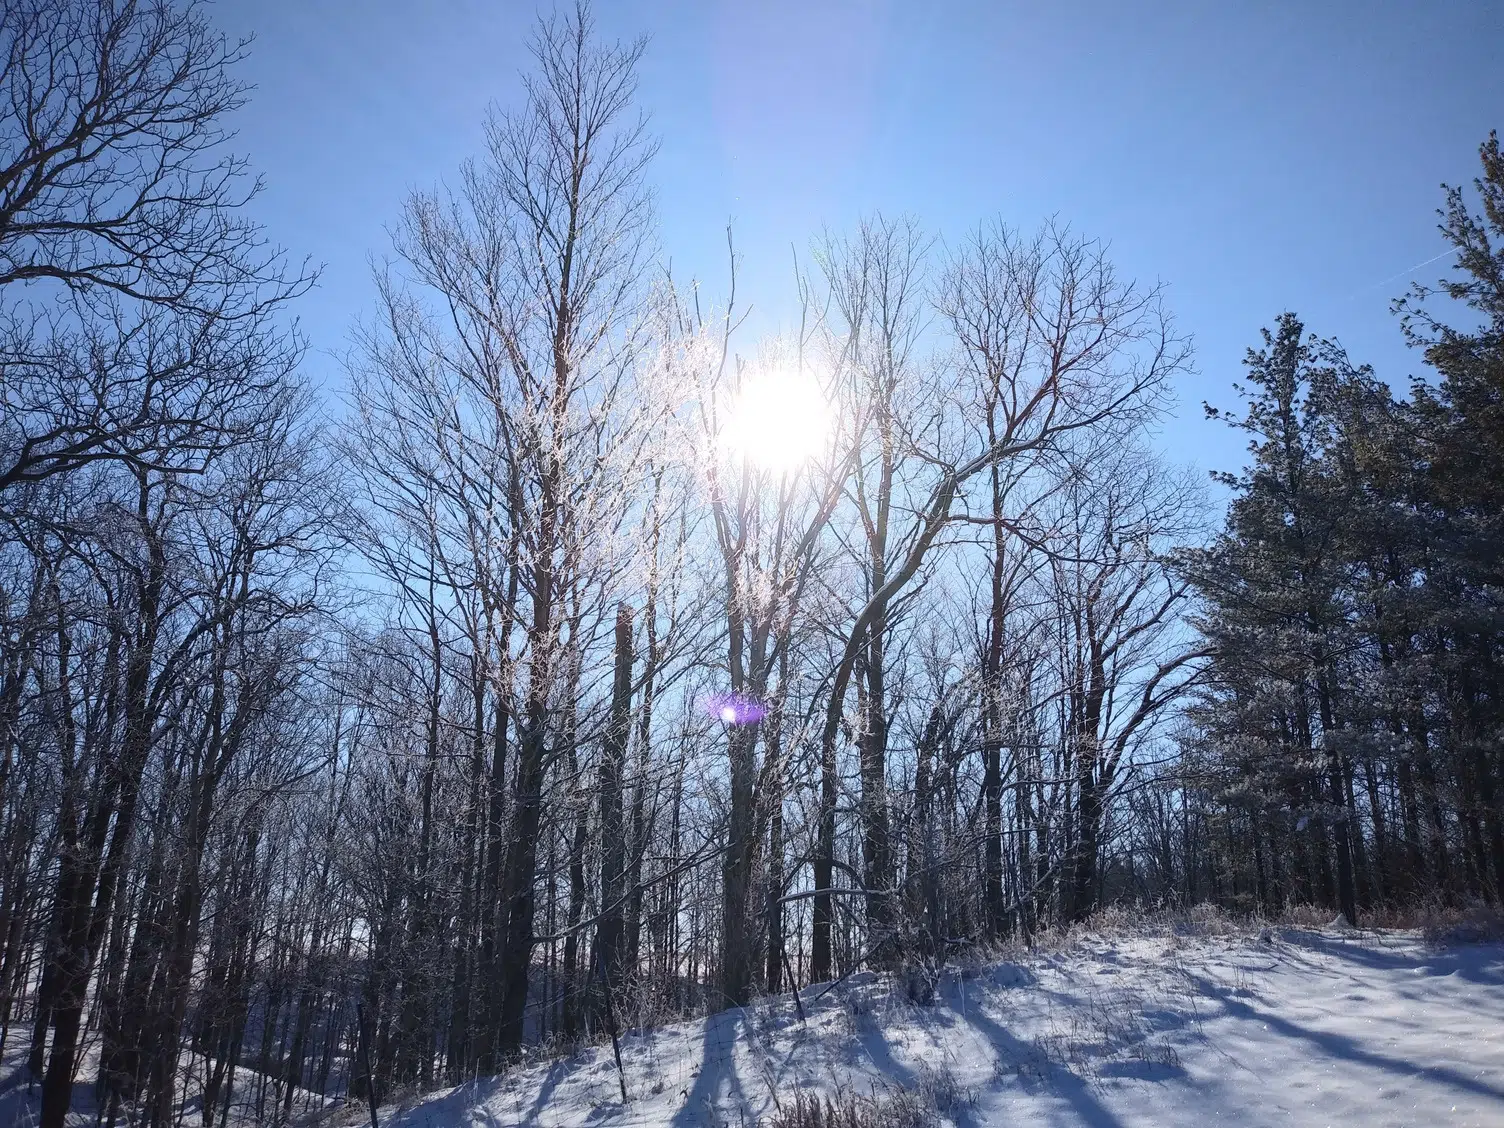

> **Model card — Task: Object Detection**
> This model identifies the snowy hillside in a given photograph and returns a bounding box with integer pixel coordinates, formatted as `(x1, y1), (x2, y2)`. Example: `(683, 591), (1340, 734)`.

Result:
(379, 924), (1504, 1128)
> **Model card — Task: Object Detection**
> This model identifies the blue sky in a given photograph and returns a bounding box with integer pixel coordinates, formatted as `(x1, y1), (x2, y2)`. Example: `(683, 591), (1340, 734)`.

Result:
(212, 0), (1502, 484)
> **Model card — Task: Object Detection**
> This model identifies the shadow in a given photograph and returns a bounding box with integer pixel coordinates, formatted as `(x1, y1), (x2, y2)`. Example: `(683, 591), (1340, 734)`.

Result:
(1279, 931), (1504, 987)
(1093, 1059), (1187, 1082)
(382, 1077), (513, 1128)
(854, 1015), (919, 1088)
(852, 1016), (983, 1128)
(1185, 971), (1504, 1105)
(985, 962), (1038, 989)
(1141, 1006), (1192, 1033)
(0, 1067), (96, 1128)
(521, 1060), (570, 1127)
(956, 1000), (1129, 1128)
(670, 1010), (749, 1128)
(0, 1076), (39, 1128)
(471, 1102), (513, 1128)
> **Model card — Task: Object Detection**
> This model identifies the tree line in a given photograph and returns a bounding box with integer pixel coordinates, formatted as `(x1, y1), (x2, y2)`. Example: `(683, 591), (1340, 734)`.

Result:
(1177, 135), (1504, 923)
(0, 3), (1499, 1127)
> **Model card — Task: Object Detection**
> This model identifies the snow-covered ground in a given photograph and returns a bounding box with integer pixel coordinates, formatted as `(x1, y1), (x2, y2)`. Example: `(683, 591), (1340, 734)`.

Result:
(0, 1045), (337, 1128)
(387, 924), (1504, 1127)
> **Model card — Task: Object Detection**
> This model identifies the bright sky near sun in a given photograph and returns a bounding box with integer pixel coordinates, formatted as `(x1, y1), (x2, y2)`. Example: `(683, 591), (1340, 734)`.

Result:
(211, 0), (1502, 490)
(720, 370), (832, 473)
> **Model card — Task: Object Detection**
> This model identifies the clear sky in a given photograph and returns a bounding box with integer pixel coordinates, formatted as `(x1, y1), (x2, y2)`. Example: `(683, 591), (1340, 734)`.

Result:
(211, 0), (1503, 485)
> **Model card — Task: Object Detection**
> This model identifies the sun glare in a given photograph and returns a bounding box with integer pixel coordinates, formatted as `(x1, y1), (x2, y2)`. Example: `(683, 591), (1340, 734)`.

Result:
(719, 369), (831, 473)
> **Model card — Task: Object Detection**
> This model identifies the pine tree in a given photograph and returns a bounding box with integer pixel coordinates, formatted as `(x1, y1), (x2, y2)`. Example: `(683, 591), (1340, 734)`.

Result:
(1190, 314), (1374, 922)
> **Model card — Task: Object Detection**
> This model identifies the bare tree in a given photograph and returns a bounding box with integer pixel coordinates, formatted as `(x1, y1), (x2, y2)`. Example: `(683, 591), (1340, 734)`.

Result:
(1037, 443), (1207, 922)
(816, 215), (933, 958)
(345, 0), (658, 1060)
(808, 219), (1187, 982)
(0, 0), (313, 499)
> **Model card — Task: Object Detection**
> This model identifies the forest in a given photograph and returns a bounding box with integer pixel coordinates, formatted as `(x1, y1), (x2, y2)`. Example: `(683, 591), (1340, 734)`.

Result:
(2, 3), (1501, 1127)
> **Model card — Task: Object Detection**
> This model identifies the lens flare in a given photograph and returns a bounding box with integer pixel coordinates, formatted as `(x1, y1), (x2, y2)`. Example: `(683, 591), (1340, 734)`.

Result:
(705, 692), (767, 727)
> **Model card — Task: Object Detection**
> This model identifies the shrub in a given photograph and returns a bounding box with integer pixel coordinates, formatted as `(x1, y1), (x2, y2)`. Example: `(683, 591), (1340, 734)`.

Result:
(1421, 902), (1504, 947)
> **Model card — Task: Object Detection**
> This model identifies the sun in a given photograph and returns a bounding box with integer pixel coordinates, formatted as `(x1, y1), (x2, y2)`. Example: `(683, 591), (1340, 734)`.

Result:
(718, 369), (831, 473)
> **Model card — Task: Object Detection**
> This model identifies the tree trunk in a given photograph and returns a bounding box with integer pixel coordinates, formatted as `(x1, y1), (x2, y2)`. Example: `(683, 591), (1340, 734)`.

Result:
(591, 605), (634, 1021)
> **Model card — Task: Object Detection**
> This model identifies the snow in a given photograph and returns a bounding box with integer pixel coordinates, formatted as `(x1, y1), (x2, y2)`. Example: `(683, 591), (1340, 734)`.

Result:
(0, 1045), (339, 1128)
(1, 925), (1497, 1127)
(386, 926), (1504, 1127)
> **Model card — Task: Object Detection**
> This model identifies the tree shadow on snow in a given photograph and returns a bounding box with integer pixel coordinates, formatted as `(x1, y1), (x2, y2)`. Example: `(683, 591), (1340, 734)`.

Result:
(1279, 931), (1504, 986)
(852, 1016), (983, 1128)
(671, 1010), (750, 1127)
(1305, 936), (1504, 1019)
(519, 1060), (571, 1126)
(379, 1077), (515, 1128)
(853, 1016), (918, 1088)
(0, 1068), (96, 1128)
(1092, 1058), (1186, 1082)
(1185, 970), (1504, 1106)
(955, 1001), (1131, 1128)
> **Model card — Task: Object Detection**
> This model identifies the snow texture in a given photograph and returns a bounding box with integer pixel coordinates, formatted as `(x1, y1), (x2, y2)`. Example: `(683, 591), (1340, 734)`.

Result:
(2, 925), (1498, 1127)
(380, 926), (1504, 1127)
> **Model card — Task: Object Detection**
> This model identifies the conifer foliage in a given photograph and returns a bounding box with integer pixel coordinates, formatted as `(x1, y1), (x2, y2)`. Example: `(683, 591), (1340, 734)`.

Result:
(1181, 133), (1504, 918)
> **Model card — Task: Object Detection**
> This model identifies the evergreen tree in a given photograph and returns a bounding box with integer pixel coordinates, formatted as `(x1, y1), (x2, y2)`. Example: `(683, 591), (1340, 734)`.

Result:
(1188, 315), (1377, 921)
(1395, 130), (1504, 898)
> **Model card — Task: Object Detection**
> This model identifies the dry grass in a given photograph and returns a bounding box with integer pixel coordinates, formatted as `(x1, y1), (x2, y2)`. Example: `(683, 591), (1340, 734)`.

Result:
(1024, 964), (1188, 1080)
(1274, 898), (1504, 946)
(760, 1086), (934, 1128)
(757, 1060), (971, 1128)
(913, 1062), (975, 1119)
(1418, 902), (1504, 946)
(1071, 898), (1504, 947)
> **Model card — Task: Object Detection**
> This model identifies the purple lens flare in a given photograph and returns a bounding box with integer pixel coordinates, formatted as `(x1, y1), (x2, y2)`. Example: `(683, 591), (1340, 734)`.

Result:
(705, 692), (767, 727)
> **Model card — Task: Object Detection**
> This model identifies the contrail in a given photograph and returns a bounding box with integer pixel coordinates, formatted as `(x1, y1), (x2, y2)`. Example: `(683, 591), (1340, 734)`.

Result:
(1345, 248), (1454, 301)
